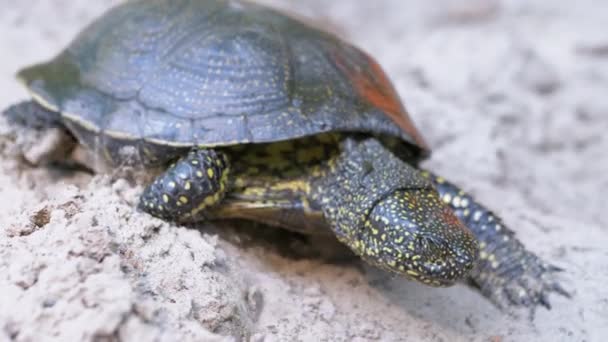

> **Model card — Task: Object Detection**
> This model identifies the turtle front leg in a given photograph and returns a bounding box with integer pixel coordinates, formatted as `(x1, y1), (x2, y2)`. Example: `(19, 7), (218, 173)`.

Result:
(421, 171), (569, 311)
(139, 148), (230, 221)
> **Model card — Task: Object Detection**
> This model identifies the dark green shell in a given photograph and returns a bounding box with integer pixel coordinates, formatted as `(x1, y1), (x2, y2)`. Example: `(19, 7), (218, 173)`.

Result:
(17, 0), (429, 163)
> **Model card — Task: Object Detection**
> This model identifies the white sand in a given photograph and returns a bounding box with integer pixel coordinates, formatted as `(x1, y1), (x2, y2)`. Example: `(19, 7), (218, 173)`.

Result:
(0, 1), (606, 341)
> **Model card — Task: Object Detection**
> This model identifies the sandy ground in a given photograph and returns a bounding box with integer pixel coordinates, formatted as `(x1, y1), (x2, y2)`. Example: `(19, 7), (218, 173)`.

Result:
(0, 1), (607, 341)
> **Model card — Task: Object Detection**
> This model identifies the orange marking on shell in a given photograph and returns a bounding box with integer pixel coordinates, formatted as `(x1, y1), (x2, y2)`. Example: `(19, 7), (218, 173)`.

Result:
(441, 206), (465, 229)
(332, 47), (428, 150)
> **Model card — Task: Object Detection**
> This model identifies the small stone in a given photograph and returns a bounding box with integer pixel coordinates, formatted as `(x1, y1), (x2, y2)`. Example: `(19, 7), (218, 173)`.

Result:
(30, 206), (51, 227)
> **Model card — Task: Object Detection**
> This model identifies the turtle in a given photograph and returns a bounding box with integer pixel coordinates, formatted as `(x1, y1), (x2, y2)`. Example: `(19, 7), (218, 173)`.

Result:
(3, 0), (568, 310)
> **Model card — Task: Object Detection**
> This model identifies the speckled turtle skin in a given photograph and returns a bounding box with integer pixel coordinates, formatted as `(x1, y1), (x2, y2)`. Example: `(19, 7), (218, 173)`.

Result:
(5, 0), (567, 310)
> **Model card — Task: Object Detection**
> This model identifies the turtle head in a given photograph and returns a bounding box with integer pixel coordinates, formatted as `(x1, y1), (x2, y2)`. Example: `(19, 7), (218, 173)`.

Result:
(355, 187), (479, 286)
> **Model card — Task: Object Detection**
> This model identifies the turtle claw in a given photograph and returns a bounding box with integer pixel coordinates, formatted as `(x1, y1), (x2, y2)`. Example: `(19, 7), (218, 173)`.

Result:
(539, 292), (552, 310)
(472, 256), (570, 315)
(553, 282), (572, 298)
(545, 263), (565, 273)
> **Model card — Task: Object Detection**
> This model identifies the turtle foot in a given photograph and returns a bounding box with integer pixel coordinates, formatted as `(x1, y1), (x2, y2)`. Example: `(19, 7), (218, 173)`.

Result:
(139, 148), (230, 222)
(470, 250), (570, 314)
(423, 171), (571, 314)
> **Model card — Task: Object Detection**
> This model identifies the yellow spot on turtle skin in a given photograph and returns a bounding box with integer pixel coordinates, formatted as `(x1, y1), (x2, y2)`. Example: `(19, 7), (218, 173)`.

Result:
(191, 159), (199, 165)
(158, 205), (164, 211)
(207, 168), (214, 178)
(300, 196), (313, 213)
(394, 236), (404, 244)
(435, 176), (445, 184)
(184, 181), (191, 190)
(196, 170), (204, 178)
(183, 165), (230, 219)
(168, 181), (176, 189)
(162, 194), (169, 203)
(268, 179), (311, 194)
(204, 195), (217, 206)
(179, 196), (189, 204)
(442, 193), (452, 204)
(406, 270), (419, 277)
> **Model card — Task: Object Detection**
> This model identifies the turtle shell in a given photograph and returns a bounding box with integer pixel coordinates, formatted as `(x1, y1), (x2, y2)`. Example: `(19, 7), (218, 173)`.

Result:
(17, 0), (429, 162)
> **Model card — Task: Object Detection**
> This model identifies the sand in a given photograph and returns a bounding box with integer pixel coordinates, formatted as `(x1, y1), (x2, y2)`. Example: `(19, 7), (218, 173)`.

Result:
(0, 1), (606, 341)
